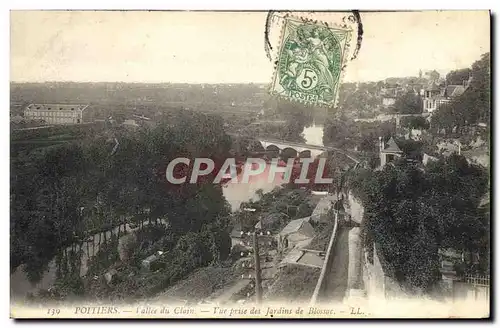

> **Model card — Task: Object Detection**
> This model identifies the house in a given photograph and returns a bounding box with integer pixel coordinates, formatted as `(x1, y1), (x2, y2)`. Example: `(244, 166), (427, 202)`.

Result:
(380, 87), (398, 108)
(277, 217), (314, 252)
(254, 213), (284, 232)
(382, 96), (397, 108)
(230, 223), (243, 248)
(422, 82), (443, 113)
(132, 114), (151, 121)
(422, 77), (471, 113)
(123, 119), (140, 128)
(310, 194), (337, 223)
(278, 247), (324, 269)
(24, 103), (91, 124)
(462, 147), (489, 168)
(379, 136), (403, 167)
(422, 153), (438, 165)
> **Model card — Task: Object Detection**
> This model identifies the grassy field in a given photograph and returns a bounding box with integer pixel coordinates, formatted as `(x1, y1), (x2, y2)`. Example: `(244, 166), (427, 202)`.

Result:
(264, 265), (320, 303)
(153, 264), (242, 303)
(307, 222), (335, 251)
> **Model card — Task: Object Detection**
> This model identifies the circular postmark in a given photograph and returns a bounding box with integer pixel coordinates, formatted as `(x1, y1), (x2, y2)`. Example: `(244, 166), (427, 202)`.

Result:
(264, 11), (363, 64)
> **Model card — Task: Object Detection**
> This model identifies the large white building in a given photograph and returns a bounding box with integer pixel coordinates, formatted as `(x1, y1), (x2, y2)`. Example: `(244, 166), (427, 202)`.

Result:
(422, 77), (471, 113)
(24, 103), (90, 124)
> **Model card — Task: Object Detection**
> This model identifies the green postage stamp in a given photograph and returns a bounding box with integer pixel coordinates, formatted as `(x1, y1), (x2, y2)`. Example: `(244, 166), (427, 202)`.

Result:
(270, 17), (352, 108)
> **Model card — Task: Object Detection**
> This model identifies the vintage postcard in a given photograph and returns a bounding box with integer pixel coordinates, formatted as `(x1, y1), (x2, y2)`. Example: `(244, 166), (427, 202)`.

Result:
(10, 10), (491, 319)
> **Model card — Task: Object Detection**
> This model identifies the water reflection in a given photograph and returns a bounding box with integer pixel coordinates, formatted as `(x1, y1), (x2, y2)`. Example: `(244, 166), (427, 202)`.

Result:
(223, 163), (285, 212)
(303, 124), (324, 146)
(223, 124), (325, 211)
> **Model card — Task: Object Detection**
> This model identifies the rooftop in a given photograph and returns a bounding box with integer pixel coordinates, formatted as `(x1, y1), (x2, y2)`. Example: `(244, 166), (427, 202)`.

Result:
(442, 85), (466, 98)
(382, 137), (403, 154)
(26, 103), (89, 111)
(255, 213), (285, 230)
(425, 81), (441, 92)
(230, 223), (242, 238)
(279, 217), (313, 237)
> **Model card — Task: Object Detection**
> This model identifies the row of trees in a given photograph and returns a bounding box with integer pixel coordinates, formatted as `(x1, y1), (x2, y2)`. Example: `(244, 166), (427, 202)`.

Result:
(349, 154), (489, 293)
(238, 99), (315, 143)
(323, 118), (396, 152)
(11, 109), (234, 288)
(391, 91), (423, 115)
(336, 82), (382, 119)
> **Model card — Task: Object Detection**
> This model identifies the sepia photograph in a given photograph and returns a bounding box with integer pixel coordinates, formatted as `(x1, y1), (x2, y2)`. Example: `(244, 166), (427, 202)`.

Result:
(9, 9), (491, 319)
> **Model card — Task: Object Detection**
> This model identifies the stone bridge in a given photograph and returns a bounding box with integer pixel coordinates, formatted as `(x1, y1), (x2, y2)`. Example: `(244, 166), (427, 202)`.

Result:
(258, 138), (360, 164)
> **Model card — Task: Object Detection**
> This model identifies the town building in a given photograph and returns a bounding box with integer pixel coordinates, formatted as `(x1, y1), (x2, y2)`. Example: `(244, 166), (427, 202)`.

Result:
(382, 95), (397, 108)
(254, 213), (284, 232)
(277, 217), (314, 252)
(24, 103), (90, 124)
(122, 119), (140, 128)
(380, 87), (400, 109)
(422, 77), (471, 113)
(310, 194), (337, 223)
(379, 137), (403, 167)
(123, 114), (155, 129)
(230, 223), (243, 248)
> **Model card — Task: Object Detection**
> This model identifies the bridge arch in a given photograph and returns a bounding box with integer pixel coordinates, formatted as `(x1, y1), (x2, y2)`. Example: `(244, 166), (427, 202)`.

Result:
(266, 144), (281, 156)
(258, 138), (357, 162)
(299, 150), (312, 158)
(281, 147), (298, 161)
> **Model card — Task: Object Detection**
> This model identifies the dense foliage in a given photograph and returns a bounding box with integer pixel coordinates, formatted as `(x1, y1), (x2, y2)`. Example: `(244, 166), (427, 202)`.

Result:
(11, 109), (233, 294)
(431, 53), (490, 134)
(235, 188), (314, 233)
(391, 91), (423, 114)
(349, 155), (489, 292)
(323, 118), (396, 152)
(401, 116), (430, 130)
(336, 82), (382, 119)
(446, 68), (472, 85)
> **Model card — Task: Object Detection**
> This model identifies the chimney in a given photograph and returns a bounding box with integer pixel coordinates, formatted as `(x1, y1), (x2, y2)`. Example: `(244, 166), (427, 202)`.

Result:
(379, 137), (386, 167)
(466, 72), (473, 89)
(378, 136), (384, 151)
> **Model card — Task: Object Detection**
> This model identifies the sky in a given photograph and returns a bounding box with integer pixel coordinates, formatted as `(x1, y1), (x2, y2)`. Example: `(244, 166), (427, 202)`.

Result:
(10, 11), (490, 83)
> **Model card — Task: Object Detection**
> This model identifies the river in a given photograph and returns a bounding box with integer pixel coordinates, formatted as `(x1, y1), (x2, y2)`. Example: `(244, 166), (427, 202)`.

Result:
(223, 124), (324, 211)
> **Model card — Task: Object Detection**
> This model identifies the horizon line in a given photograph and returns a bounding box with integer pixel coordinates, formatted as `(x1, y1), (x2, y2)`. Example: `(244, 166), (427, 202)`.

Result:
(9, 77), (431, 85)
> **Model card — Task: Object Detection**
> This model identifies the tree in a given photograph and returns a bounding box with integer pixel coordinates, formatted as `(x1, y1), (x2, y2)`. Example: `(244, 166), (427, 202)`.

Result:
(446, 68), (471, 85)
(274, 99), (313, 143)
(391, 91), (423, 114)
(426, 70), (440, 82)
(470, 52), (490, 124)
(430, 102), (455, 134)
(401, 116), (429, 130)
(11, 108), (236, 293)
(336, 83), (381, 119)
(430, 52), (490, 134)
(350, 154), (489, 292)
(322, 119), (358, 149)
(359, 135), (377, 153)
